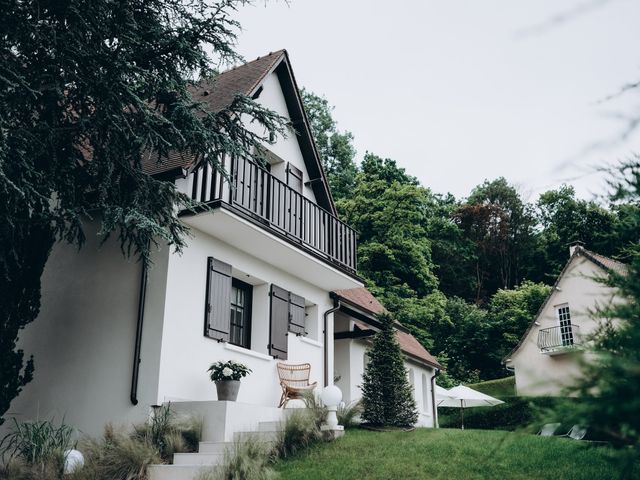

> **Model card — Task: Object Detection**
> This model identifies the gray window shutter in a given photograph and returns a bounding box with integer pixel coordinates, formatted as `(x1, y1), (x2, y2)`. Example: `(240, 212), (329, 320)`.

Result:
(289, 292), (306, 336)
(269, 285), (289, 359)
(286, 163), (303, 193)
(205, 257), (232, 342)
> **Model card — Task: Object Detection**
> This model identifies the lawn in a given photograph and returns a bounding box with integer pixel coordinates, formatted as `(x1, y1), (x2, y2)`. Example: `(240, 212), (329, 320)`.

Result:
(275, 428), (639, 480)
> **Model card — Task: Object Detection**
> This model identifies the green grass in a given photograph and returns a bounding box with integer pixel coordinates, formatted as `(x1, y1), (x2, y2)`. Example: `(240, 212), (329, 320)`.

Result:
(466, 376), (516, 399)
(275, 428), (639, 480)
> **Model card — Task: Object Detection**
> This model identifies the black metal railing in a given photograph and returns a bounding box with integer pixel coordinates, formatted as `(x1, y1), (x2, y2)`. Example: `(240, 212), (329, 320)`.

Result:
(190, 155), (357, 274)
(537, 325), (580, 352)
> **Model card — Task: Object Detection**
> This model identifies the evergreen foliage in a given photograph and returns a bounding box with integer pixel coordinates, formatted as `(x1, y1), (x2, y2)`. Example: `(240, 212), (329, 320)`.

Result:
(361, 313), (418, 427)
(0, 0), (286, 422)
(566, 159), (640, 445)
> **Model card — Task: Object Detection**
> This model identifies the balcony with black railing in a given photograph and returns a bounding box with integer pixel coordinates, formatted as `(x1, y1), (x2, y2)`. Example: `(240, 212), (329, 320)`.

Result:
(187, 155), (358, 275)
(537, 325), (581, 354)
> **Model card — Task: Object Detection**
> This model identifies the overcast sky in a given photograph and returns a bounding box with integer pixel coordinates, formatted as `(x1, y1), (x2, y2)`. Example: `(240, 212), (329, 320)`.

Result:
(233, 0), (640, 201)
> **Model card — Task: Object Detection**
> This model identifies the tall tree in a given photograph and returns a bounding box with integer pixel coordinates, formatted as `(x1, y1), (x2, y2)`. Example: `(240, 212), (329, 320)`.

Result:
(300, 89), (357, 201)
(533, 185), (624, 281)
(0, 0), (285, 422)
(456, 178), (536, 303)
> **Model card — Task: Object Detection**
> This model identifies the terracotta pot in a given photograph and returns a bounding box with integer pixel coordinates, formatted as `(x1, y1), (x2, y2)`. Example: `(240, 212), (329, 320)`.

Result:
(215, 380), (241, 401)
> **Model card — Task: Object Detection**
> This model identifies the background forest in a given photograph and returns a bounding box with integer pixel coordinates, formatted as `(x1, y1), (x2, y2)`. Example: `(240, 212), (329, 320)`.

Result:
(302, 89), (640, 386)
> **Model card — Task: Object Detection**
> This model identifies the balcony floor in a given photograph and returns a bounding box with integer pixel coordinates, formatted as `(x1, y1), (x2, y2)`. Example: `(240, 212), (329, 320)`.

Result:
(182, 206), (362, 292)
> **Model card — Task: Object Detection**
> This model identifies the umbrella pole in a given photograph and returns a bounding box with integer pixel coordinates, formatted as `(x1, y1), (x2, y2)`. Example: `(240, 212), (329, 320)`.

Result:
(460, 400), (464, 430)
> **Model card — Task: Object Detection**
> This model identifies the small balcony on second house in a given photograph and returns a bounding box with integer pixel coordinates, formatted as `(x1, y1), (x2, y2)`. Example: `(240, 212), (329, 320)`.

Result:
(180, 154), (360, 290)
(537, 325), (581, 355)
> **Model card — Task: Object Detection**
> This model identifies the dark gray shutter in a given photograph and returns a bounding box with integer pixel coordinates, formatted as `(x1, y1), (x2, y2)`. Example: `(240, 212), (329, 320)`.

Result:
(269, 285), (289, 359)
(286, 163), (303, 193)
(289, 292), (306, 336)
(205, 257), (232, 342)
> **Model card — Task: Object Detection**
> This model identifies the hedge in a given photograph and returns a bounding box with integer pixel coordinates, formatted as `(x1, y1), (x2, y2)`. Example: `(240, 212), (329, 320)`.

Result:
(438, 396), (567, 432)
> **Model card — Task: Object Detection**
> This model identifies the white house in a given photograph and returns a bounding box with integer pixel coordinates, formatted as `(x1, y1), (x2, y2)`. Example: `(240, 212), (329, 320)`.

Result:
(6, 50), (440, 446)
(332, 288), (442, 427)
(504, 243), (625, 396)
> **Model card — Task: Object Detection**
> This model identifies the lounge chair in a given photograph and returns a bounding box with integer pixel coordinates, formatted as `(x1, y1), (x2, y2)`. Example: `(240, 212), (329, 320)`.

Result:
(560, 425), (588, 440)
(277, 362), (318, 408)
(537, 423), (561, 436)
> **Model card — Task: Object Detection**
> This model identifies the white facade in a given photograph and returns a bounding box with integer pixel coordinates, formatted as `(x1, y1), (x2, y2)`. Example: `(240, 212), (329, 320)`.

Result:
(6, 53), (364, 437)
(506, 250), (621, 396)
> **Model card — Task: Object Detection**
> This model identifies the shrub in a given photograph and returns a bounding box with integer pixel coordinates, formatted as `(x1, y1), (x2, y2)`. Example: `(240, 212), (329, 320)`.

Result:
(275, 409), (322, 459)
(197, 436), (276, 480)
(337, 400), (363, 429)
(361, 312), (418, 427)
(0, 418), (74, 469)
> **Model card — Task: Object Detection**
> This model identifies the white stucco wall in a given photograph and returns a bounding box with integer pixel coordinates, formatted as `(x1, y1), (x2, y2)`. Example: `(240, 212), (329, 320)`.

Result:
(250, 71), (318, 204)
(509, 255), (620, 396)
(156, 225), (334, 408)
(6, 224), (169, 437)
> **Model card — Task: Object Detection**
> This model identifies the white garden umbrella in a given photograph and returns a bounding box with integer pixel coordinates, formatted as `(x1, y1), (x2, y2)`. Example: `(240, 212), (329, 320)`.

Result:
(437, 385), (504, 429)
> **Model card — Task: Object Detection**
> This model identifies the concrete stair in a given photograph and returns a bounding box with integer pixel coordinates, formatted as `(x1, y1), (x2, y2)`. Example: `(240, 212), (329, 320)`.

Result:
(148, 420), (281, 480)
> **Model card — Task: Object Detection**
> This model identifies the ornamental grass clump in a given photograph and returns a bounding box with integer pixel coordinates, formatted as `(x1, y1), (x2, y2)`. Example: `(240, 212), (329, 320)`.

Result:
(131, 403), (202, 461)
(78, 424), (161, 480)
(337, 400), (363, 429)
(275, 408), (322, 459)
(207, 361), (252, 381)
(197, 435), (277, 480)
(0, 418), (74, 478)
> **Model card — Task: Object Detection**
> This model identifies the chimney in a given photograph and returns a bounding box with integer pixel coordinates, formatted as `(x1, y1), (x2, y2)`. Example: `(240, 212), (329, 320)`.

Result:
(569, 240), (585, 257)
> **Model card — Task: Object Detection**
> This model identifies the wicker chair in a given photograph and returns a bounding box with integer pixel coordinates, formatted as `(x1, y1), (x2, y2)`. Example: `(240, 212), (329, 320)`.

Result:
(277, 363), (318, 408)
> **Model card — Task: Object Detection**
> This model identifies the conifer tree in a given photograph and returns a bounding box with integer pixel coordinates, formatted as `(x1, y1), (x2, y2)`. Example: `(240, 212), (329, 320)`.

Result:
(361, 312), (418, 427)
(0, 0), (286, 422)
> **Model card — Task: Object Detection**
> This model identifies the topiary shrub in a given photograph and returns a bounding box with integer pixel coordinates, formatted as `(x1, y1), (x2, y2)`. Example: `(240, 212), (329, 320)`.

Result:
(361, 312), (418, 427)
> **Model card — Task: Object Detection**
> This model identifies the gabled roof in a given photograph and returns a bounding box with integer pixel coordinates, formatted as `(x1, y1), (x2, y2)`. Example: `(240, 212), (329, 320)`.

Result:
(503, 246), (625, 363)
(333, 287), (442, 369)
(142, 50), (337, 214)
(580, 249), (627, 276)
(333, 287), (385, 316)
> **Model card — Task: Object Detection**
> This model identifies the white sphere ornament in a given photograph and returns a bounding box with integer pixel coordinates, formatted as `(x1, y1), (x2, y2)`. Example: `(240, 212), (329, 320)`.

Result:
(63, 449), (84, 474)
(320, 385), (342, 407)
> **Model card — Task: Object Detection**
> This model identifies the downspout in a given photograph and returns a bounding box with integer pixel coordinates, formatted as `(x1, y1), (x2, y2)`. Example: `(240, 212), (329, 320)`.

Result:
(130, 261), (148, 405)
(431, 368), (440, 428)
(322, 299), (341, 387)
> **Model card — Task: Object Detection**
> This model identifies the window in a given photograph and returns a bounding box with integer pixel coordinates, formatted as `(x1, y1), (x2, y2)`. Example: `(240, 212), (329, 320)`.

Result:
(204, 257), (252, 350)
(229, 279), (252, 349)
(422, 373), (429, 413)
(557, 304), (574, 346)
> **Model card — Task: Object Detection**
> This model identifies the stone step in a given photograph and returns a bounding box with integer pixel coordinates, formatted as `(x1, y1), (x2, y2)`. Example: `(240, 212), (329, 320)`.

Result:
(172, 452), (225, 466)
(258, 421), (283, 432)
(197, 441), (233, 454)
(148, 464), (216, 480)
(233, 430), (280, 443)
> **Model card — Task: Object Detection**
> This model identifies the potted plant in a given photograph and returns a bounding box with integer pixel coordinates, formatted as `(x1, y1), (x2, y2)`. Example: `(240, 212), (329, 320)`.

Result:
(208, 360), (252, 401)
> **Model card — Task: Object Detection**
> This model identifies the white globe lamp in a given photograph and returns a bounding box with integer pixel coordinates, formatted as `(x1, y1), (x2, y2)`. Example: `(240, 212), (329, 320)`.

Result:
(320, 385), (343, 430)
(63, 449), (84, 474)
